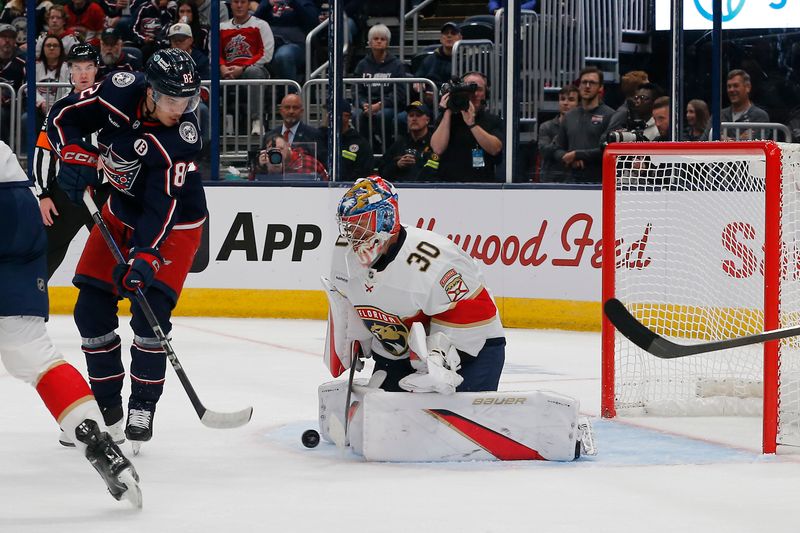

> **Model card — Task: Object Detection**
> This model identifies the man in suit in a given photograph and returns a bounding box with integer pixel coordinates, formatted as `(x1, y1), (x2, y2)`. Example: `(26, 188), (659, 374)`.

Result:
(266, 93), (326, 166)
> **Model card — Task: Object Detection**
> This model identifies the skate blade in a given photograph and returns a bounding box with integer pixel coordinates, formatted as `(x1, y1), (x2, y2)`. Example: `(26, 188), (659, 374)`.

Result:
(118, 469), (143, 509)
(131, 441), (142, 456)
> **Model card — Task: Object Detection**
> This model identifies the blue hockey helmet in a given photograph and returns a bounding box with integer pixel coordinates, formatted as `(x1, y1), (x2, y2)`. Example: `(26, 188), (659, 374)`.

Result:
(145, 48), (201, 112)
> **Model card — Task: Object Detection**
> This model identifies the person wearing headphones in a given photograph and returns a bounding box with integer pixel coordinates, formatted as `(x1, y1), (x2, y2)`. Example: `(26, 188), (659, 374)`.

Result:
(430, 71), (503, 182)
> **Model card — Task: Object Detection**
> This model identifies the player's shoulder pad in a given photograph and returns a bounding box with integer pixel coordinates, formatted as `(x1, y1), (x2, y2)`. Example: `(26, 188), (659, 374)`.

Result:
(141, 114), (202, 163)
(99, 71), (146, 99)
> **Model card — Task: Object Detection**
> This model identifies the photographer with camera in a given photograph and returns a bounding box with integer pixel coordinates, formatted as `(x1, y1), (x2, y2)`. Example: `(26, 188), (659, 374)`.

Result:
(430, 71), (503, 182)
(553, 66), (614, 183)
(380, 101), (438, 182)
(251, 131), (328, 181)
(604, 82), (664, 144)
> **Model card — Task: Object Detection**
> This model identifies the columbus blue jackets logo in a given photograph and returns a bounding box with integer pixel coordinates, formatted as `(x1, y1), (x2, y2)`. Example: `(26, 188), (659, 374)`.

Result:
(111, 71), (136, 88)
(224, 34), (254, 62)
(100, 145), (142, 195)
(355, 306), (410, 356)
(179, 122), (199, 144)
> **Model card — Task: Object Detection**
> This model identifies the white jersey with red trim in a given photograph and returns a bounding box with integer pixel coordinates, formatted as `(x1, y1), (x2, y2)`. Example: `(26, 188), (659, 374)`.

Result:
(331, 225), (504, 361)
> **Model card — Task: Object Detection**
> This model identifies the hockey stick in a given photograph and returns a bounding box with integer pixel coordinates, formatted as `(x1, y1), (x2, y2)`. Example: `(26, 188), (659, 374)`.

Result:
(342, 342), (363, 446)
(604, 297), (800, 358)
(83, 191), (253, 428)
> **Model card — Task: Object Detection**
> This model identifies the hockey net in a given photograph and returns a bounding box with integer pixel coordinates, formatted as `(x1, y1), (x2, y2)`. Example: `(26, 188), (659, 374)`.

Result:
(601, 141), (800, 453)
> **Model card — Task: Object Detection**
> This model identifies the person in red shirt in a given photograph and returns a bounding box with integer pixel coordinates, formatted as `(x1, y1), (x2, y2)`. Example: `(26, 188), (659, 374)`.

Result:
(252, 131), (328, 181)
(64, 0), (105, 44)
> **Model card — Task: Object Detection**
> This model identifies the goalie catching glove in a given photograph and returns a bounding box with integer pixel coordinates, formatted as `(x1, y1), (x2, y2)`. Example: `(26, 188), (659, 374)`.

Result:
(57, 140), (100, 204)
(399, 322), (463, 394)
(113, 248), (162, 298)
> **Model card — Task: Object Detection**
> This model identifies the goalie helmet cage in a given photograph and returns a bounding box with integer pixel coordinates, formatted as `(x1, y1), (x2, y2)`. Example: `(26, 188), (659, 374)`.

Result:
(601, 141), (800, 454)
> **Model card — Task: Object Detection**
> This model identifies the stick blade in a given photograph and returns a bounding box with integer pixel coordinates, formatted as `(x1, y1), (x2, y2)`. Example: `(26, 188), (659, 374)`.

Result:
(200, 406), (254, 429)
(604, 298), (686, 359)
(604, 298), (660, 353)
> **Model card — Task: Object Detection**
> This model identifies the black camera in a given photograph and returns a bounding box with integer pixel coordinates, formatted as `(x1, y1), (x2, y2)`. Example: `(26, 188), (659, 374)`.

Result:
(266, 148), (283, 165)
(404, 148), (420, 160)
(440, 81), (478, 112)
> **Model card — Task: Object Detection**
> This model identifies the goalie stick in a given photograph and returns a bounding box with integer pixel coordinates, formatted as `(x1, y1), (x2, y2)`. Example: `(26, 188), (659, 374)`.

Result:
(604, 297), (800, 358)
(83, 191), (253, 429)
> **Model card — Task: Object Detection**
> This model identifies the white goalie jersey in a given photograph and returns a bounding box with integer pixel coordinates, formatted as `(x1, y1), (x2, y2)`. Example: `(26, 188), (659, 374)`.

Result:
(330, 225), (505, 362)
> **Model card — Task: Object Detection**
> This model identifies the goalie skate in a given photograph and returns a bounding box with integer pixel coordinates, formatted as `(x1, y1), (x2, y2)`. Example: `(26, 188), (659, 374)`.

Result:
(58, 406), (125, 447)
(75, 419), (142, 508)
(577, 417), (597, 457)
(126, 406), (154, 456)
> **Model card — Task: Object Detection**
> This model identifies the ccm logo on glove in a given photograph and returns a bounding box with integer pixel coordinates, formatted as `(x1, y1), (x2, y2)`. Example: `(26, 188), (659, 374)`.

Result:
(61, 143), (99, 166)
(113, 249), (162, 298)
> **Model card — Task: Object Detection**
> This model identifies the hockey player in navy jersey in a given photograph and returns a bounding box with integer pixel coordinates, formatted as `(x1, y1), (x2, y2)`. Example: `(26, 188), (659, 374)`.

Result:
(47, 48), (207, 454)
(0, 140), (141, 506)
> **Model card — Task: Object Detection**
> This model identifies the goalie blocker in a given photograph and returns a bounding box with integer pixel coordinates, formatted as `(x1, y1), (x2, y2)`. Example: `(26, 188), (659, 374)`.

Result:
(318, 380), (596, 462)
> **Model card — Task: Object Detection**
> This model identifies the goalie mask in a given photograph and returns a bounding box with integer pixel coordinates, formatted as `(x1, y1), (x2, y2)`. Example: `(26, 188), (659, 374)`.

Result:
(337, 176), (400, 267)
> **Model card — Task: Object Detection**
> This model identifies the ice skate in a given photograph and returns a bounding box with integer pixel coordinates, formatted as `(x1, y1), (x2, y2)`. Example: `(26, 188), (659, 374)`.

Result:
(577, 416), (597, 457)
(74, 419), (142, 508)
(102, 405), (125, 445)
(125, 406), (154, 456)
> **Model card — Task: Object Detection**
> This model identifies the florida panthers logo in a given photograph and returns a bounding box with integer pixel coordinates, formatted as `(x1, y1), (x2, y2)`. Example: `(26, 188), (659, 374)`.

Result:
(355, 306), (410, 356)
(100, 145), (142, 195)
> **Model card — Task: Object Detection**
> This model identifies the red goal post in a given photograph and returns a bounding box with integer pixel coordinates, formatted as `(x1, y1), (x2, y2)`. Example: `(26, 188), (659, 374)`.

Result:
(601, 141), (800, 454)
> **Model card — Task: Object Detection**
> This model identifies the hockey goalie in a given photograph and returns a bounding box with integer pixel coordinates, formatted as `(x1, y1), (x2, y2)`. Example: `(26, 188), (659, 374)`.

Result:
(319, 177), (596, 462)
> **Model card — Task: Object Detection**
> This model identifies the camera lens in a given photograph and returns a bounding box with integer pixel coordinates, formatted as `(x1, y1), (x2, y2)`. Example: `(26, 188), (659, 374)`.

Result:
(268, 149), (283, 165)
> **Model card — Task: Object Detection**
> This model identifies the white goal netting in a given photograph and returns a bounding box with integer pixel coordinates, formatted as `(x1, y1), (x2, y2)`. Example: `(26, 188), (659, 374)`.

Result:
(607, 142), (800, 449)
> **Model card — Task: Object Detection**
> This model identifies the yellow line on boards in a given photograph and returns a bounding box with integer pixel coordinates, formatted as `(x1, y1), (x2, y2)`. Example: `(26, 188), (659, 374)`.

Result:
(47, 287), (602, 331)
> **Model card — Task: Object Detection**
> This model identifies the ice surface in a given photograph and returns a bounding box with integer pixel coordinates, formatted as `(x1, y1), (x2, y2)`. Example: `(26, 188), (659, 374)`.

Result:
(1, 317), (799, 532)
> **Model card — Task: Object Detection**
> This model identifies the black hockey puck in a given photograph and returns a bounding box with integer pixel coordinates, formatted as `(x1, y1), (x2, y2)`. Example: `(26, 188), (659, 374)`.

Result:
(302, 429), (320, 448)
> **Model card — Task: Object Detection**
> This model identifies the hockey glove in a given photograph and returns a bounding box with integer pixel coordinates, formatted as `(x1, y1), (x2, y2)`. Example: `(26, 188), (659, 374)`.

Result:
(399, 324), (463, 394)
(113, 248), (162, 298)
(57, 141), (100, 204)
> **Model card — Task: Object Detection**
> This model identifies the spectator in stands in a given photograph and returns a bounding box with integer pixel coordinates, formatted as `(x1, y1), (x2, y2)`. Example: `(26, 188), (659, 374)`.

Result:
(606, 70), (649, 132)
(97, 27), (143, 80)
(414, 22), (462, 94)
(132, 0), (177, 61)
(0, 23), (25, 144)
(380, 100), (438, 182)
(354, 23), (408, 153)
(320, 100), (375, 180)
(34, 6), (79, 58)
(553, 66), (614, 183)
(538, 84), (578, 183)
(430, 71), (503, 182)
(176, 0), (209, 53)
(254, 0), (320, 83)
(683, 98), (709, 141)
(605, 82), (664, 142)
(167, 22), (209, 79)
(0, 0), (28, 44)
(713, 69), (771, 140)
(652, 96), (670, 140)
(488, 0), (536, 14)
(64, 0), (106, 44)
(221, 0), (275, 135)
(196, 0), (229, 26)
(266, 93), (325, 163)
(789, 105), (800, 143)
(251, 131), (328, 181)
(35, 35), (70, 128)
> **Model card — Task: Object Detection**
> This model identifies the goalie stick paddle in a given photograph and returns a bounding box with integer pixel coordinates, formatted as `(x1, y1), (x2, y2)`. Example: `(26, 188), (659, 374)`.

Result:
(604, 297), (800, 358)
(83, 192), (253, 428)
